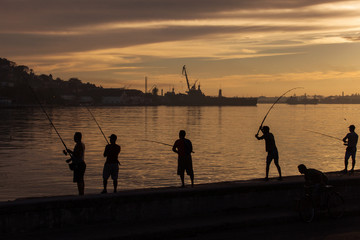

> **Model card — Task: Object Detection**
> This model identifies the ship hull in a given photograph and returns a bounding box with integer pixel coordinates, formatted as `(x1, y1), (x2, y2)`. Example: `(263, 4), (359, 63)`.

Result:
(162, 95), (257, 106)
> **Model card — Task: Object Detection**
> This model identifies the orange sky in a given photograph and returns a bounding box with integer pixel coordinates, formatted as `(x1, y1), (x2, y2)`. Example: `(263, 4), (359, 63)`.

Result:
(1, 0), (360, 97)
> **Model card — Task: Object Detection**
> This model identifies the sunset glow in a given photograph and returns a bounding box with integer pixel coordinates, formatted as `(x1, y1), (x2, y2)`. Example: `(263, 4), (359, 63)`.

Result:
(1, 0), (360, 96)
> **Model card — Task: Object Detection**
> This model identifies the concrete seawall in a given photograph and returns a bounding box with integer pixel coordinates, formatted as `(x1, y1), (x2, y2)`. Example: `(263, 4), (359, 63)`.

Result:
(1, 172), (360, 236)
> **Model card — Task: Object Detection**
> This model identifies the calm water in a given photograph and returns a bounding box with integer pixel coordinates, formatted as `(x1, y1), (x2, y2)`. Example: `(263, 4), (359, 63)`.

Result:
(0, 104), (358, 201)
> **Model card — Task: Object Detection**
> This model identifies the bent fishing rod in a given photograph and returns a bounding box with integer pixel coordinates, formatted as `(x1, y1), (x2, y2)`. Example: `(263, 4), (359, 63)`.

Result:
(256, 87), (303, 135)
(24, 75), (72, 157)
(85, 106), (109, 144)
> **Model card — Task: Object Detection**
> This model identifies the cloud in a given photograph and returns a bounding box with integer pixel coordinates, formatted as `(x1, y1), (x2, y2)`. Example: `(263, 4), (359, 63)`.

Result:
(0, 0), (354, 31)
(1, 0), (359, 57)
(344, 35), (360, 41)
(2, 0), (360, 96)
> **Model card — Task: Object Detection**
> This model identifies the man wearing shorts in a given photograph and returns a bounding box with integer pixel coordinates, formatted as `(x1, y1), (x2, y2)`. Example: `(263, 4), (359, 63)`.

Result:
(342, 125), (358, 173)
(255, 126), (282, 181)
(101, 134), (121, 193)
(66, 132), (86, 195)
(173, 130), (194, 187)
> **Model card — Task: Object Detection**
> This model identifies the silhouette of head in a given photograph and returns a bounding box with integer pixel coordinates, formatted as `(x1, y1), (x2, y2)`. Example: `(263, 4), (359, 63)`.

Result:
(179, 130), (186, 139)
(109, 134), (117, 144)
(298, 164), (307, 174)
(349, 125), (355, 132)
(74, 132), (82, 142)
(262, 126), (270, 133)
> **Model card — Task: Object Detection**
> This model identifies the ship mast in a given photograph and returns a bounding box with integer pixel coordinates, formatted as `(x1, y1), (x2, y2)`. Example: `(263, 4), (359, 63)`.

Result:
(182, 65), (191, 91)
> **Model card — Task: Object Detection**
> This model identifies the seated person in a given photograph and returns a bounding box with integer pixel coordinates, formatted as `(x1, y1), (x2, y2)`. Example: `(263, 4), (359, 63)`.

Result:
(298, 164), (328, 206)
(298, 164), (328, 186)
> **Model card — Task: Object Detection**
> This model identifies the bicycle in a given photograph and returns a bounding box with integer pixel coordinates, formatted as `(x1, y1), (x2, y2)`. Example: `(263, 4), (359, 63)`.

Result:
(297, 185), (344, 223)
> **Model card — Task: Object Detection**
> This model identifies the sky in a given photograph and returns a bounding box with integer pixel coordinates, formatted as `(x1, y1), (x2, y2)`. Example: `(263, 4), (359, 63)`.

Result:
(1, 0), (360, 97)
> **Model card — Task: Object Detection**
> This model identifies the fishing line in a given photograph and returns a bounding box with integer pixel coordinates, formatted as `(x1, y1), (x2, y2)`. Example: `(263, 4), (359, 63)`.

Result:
(305, 129), (343, 141)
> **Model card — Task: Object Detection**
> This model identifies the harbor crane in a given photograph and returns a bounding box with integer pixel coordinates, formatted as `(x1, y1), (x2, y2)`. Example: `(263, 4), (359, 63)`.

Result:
(182, 65), (200, 92)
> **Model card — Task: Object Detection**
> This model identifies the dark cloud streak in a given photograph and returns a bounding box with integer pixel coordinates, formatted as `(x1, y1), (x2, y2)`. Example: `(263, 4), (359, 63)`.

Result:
(0, 0), (352, 31)
(344, 36), (360, 42)
(0, 25), (332, 56)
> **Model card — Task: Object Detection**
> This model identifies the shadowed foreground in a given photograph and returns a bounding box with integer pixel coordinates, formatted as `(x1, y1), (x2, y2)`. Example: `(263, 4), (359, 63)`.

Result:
(2, 171), (360, 240)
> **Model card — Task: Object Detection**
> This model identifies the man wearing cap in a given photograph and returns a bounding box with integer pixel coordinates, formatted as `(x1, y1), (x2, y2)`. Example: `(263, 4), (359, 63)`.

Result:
(255, 126), (282, 181)
(101, 134), (121, 193)
(342, 125), (358, 173)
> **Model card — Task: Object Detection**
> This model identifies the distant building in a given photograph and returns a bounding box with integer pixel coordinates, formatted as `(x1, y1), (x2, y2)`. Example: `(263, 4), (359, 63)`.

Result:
(102, 96), (124, 105)
(101, 88), (145, 105)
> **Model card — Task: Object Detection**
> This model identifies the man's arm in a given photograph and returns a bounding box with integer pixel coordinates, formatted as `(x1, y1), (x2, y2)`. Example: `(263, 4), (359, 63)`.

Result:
(185, 139), (193, 154)
(117, 145), (121, 165)
(189, 140), (193, 153)
(103, 145), (109, 157)
(66, 148), (73, 154)
(255, 134), (264, 140)
(172, 141), (178, 153)
(66, 145), (80, 163)
(304, 174), (312, 186)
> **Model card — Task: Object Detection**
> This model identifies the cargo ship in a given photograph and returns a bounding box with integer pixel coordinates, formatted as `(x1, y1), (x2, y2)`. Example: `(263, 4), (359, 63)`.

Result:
(162, 66), (257, 106)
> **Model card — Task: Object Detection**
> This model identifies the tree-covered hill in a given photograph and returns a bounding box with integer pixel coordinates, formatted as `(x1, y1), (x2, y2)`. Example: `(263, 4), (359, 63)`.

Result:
(0, 58), (144, 105)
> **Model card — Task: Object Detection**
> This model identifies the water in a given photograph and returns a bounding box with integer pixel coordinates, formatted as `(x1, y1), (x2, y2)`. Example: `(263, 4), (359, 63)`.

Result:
(0, 104), (358, 201)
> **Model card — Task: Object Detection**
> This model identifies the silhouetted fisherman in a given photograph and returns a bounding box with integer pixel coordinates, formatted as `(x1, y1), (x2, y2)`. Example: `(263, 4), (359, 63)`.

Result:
(342, 125), (358, 173)
(298, 164), (328, 187)
(255, 126), (282, 181)
(173, 130), (194, 187)
(65, 132), (86, 195)
(101, 134), (121, 194)
(298, 164), (328, 203)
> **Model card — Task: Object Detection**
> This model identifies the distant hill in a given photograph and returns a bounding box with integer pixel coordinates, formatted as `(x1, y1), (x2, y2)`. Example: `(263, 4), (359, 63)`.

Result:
(0, 58), (145, 106)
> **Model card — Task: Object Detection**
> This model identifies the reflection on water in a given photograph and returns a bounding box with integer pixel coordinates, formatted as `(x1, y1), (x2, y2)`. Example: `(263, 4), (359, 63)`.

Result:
(0, 104), (359, 201)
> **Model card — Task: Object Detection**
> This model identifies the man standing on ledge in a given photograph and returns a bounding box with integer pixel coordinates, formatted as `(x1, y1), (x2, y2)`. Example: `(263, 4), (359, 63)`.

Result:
(66, 132), (86, 195)
(255, 126), (282, 181)
(101, 134), (121, 193)
(342, 125), (358, 173)
(173, 130), (194, 187)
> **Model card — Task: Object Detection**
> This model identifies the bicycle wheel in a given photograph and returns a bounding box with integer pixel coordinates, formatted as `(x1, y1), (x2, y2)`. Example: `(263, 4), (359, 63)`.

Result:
(298, 197), (315, 223)
(327, 191), (344, 219)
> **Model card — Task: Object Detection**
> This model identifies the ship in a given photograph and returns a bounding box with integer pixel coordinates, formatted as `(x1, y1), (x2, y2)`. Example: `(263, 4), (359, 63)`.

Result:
(163, 66), (257, 106)
(286, 94), (319, 105)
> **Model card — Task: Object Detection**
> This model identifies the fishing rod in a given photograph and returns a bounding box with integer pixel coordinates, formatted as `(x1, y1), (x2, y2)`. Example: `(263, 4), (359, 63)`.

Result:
(85, 106), (109, 144)
(141, 139), (195, 153)
(141, 139), (173, 147)
(305, 129), (343, 141)
(85, 106), (123, 165)
(25, 77), (70, 153)
(256, 87), (303, 135)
